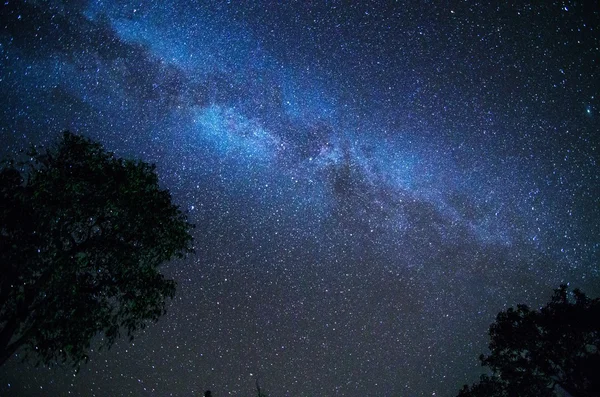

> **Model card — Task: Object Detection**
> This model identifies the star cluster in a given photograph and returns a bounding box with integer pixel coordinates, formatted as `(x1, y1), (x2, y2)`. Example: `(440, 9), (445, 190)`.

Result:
(0, 1), (598, 396)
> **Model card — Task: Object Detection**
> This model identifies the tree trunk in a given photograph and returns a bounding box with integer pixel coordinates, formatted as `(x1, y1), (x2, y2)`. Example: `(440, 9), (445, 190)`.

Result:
(0, 336), (23, 367)
(557, 381), (583, 397)
(0, 317), (18, 349)
(0, 316), (22, 367)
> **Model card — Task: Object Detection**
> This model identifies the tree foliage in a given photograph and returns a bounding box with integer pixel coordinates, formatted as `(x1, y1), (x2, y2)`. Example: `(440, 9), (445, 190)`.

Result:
(458, 285), (600, 397)
(0, 132), (193, 368)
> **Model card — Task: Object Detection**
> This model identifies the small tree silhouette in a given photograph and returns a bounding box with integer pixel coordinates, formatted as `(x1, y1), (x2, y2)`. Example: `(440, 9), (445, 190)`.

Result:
(458, 285), (600, 397)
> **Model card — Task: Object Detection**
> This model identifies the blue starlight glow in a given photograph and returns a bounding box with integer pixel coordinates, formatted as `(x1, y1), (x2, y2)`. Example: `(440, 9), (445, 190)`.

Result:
(0, 1), (598, 396)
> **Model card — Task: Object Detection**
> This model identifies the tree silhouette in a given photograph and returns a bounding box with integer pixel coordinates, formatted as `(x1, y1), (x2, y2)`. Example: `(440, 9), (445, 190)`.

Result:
(458, 285), (600, 397)
(0, 132), (193, 368)
(255, 378), (268, 397)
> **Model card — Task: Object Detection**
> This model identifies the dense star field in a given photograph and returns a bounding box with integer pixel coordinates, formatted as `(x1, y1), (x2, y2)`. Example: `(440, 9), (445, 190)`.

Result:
(0, 1), (598, 396)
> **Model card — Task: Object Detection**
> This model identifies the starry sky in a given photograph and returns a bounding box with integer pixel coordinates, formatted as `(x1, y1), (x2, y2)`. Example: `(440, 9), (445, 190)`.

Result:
(0, 1), (598, 396)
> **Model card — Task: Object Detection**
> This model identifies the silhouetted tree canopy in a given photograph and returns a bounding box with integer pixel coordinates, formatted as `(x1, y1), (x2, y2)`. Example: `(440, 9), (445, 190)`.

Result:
(0, 132), (193, 368)
(458, 285), (600, 397)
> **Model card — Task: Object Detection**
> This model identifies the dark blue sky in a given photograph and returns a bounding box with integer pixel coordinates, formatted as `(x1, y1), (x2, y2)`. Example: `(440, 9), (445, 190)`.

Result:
(0, 1), (598, 395)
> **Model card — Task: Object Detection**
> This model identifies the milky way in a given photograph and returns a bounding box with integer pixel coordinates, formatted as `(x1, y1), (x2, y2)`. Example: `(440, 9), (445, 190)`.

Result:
(0, 1), (598, 396)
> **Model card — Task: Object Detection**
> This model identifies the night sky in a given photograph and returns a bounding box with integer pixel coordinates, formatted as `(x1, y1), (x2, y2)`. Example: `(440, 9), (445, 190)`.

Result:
(0, 1), (599, 396)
